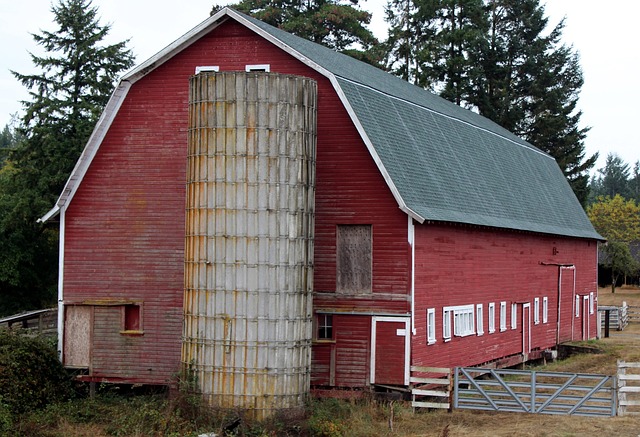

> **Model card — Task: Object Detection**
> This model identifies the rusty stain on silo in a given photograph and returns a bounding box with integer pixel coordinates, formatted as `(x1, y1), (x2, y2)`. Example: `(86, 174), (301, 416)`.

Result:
(182, 72), (317, 419)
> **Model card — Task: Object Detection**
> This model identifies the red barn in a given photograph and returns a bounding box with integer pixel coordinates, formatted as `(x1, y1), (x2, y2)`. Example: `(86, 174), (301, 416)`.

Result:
(42, 8), (601, 412)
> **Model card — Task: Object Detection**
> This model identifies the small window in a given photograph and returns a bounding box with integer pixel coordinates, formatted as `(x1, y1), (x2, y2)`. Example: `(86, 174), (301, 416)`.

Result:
(488, 303), (495, 333)
(443, 309), (452, 342)
(195, 65), (219, 74)
(245, 64), (270, 72)
(476, 304), (484, 336)
(500, 302), (507, 332)
(427, 308), (436, 345)
(123, 304), (141, 332)
(575, 295), (580, 317)
(543, 297), (548, 323)
(534, 298), (540, 324)
(511, 303), (517, 330)
(317, 314), (333, 340)
(589, 292), (594, 314)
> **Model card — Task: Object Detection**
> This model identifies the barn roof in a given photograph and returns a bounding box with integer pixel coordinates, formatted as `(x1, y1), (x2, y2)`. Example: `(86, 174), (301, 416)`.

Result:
(41, 8), (602, 240)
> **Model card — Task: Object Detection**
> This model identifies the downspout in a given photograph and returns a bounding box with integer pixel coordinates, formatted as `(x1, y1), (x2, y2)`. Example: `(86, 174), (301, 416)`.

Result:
(57, 209), (66, 361)
(408, 216), (416, 335)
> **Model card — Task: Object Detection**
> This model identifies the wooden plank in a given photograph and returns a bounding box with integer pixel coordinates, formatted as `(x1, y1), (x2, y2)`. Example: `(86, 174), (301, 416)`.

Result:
(410, 377), (450, 385)
(619, 362), (640, 369)
(411, 366), (450, 374)
(620, 400), (640, 406)
(618, 374), (640, 381)
(411, 401), (450, 409)
(619, 387), (640, 393)
(411, 389), (449, 397)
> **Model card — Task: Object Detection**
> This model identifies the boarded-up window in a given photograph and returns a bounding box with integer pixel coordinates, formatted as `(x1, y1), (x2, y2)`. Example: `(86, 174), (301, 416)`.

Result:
(336, 225), (372, 293)
(64, 305), (91, 368)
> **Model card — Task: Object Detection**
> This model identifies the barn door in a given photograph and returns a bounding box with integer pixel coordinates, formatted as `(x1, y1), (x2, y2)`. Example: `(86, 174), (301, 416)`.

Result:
(370, 317), (410, 386)
(64, 305), (92, 368)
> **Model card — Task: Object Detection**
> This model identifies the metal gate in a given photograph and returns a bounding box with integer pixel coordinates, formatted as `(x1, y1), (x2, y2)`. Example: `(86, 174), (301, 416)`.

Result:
(454, 367), (616, 417)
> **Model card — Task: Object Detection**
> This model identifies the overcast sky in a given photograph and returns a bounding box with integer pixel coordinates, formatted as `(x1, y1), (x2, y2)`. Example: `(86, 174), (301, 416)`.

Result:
(1, 0), (638, 174)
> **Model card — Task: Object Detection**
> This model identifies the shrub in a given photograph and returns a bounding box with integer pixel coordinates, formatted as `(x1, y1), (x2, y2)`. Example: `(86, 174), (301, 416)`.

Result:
(0, 329), (73, 414)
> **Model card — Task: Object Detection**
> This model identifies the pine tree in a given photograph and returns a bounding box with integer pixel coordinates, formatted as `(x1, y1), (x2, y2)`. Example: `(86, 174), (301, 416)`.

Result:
(0, 0), (134, 315)
(213, 0), (380, 63)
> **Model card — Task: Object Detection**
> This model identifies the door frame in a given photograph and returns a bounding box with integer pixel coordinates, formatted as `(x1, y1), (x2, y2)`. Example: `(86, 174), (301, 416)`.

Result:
(370, 316), (410, 386)
(522, 303), (531, 356)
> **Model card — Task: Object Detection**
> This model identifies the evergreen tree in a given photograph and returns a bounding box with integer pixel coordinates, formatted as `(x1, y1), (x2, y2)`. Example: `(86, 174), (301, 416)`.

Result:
(0, 0), (134, 315)
(213, 0), (380, 63)
(590, 153), (631, 200)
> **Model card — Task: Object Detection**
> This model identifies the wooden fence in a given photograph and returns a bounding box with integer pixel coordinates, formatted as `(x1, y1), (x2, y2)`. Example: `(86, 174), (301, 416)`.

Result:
(618, 361), (640, 416)
(599, 303), (629, 331)
(410, 366), (451, 410)
(627, 305), (640, 323)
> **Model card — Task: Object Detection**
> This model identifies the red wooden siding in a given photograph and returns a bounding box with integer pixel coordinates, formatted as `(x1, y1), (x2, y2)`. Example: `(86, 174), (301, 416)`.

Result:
(63, 20), (408, 386)
(333, 315), (371, 387)
(411, 222), (598, 370)
(372, 319), (407, 385)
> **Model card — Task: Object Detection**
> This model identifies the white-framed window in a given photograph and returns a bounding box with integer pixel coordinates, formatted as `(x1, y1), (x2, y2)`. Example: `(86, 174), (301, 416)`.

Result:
(488, 302), (495, 333)
(476, 304), (484, 336)
(500, 301), (507, 331)
(534, 298), (540, 324)
(427, 308), (436, 345)
(575, 295), (580, 317)
(195, 65), (219, 74)
(443, 305), (475, 338)
(511, 303), (517, 329)
(245, 64), (270, 72)
(543, 297), (548, 323)
(443, 308), (452, 341)
(589, 292), (594, 314)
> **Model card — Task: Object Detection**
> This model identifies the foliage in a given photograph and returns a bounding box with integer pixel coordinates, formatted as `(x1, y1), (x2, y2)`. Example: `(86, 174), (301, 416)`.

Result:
(600, 241), (639, 293)
(0, 330), (74, 415)
(212, 0), (382, 65)
(0, 0), (134, 315)
(383, 0), (596, 205)
(589, 153), (633, 202)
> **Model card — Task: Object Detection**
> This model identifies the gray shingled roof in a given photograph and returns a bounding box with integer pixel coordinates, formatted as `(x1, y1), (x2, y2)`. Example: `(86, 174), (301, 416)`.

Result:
(240, 11), (601, 240)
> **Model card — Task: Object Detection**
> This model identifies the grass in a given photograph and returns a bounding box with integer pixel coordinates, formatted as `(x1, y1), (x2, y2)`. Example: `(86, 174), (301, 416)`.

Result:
(13, 286), (640, 436)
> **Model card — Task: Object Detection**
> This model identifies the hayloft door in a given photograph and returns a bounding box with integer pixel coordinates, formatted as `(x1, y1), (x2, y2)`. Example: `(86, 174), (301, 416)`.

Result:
(63, 305), (92, 368)
(370, 317), (410, 386)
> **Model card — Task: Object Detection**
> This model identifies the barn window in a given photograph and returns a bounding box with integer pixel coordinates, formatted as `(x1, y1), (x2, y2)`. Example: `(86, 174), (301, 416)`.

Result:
(122, 304), (142, 333)
(543, 297), (548, 323)
(195, 65), (219, 74)
(245, 64), (270, 72)
(499, 302), (507, 331)
(317, 314), (333, 340)
(336, 225), (372, 294)
(534, 298), (540, 324)
(444, 305), (474, 337)
(476, 304), (484, 336)
(589, 292), (594, 314)
(511, 303), (517, 329)
(443, 309), (452, 342)
(427, 308), (436, 345)
(575, 295), (580, 317)
(488, 303), (495, 333)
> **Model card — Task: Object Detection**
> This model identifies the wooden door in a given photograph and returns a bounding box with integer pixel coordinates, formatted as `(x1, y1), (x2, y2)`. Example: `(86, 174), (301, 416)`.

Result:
(371, 317), (409, 386)
(64, 305), (92, 368)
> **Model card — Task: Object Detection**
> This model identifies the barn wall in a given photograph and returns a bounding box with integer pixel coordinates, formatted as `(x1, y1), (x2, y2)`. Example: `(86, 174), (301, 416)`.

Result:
(62, 20), (408, 385)
(411, 222), (598, 369)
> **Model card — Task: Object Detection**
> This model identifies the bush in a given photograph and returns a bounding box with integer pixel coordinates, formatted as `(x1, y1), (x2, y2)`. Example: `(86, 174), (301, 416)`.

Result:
(0, 329), (73, 414)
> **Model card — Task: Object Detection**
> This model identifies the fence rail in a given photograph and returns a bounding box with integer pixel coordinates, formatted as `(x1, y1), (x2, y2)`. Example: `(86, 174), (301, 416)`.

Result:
(599, 303), (629, 331)
(410, 366), (451, 410)
(618, 361), (640, 416)
(454, 367), (616, 417)
(627, 306), (640, 323)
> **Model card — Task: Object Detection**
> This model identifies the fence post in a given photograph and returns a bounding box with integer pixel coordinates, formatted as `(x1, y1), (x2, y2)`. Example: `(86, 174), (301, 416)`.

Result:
(453, 367), (459, 410)
(530, 371), (536, 413)
(618, 360), (626, 416)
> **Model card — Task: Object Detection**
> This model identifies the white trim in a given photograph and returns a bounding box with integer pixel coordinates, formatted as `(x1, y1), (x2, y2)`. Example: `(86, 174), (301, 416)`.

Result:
(370, 316), (410, 386)
(195, 65), (219, 74)
(426, 308), (436, 344)
(511, 303), (517, 330)
(534, 297), (540, 325)
(543, 296), (548, 323)
(589, 292), (594, 315)
(488, 302), (495, 333)
(499, 301), (507, 332)
(476, 304), (484, 336)
(57, 209), (66, 361)
(408, 217), (416, 335)
(444, 304), (475, 337)
(522, 303), (531, 354)
(245, 64), (270, 72)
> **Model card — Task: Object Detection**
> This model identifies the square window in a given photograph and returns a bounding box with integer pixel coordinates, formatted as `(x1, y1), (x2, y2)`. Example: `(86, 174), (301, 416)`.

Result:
(317, 314), (333, 340)
(123, 304), (141, 332)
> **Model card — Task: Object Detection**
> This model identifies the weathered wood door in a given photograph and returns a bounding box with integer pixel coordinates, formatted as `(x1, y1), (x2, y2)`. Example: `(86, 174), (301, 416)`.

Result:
(64, 305), (92, 368)
(371, 317), (409, 386)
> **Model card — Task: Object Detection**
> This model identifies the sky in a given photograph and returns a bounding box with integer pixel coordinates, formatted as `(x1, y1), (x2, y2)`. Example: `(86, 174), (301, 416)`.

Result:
(1, 0), (638, 174)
